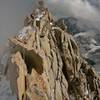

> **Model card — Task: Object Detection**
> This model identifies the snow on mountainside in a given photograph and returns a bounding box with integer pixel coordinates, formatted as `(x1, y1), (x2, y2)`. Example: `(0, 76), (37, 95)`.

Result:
(74, 31), (100, 71)
(56, 17), (100, 72)
(74, 31), (100, 56)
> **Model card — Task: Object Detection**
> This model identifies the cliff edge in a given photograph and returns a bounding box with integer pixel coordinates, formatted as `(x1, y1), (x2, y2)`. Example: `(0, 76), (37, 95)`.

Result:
(5, 1), (100, 100)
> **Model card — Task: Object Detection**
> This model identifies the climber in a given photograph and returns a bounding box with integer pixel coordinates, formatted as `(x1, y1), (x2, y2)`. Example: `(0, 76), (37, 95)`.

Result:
(35, 9), (43, 20)
(30, 9), (35, 20)
(60, 19), (67, 31)
(34, 8), (44, 29)
(17, 25), (36, 43)
(18, 26), (31, 40)
(35, 0), (47, 20)
(24, 16), (31, 26)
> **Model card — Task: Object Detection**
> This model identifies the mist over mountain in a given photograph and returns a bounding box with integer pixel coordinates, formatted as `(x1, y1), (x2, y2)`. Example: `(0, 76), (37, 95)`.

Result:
(46, 0), (100, 30)
(0, 0), (35, 56)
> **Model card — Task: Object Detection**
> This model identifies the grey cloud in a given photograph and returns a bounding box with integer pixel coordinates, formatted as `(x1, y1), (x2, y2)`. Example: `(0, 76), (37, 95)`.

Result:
(46, 0), (100, 30)
(0, 0), (35, 56)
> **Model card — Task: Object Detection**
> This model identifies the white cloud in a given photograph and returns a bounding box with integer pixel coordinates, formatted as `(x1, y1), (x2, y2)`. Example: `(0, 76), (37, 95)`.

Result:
(46, 0), (100, 30)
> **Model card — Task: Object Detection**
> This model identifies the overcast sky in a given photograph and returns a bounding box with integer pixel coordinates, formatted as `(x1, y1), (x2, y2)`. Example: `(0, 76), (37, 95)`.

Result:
(0, 0), (100, 56)
(0, 0), (35, 55)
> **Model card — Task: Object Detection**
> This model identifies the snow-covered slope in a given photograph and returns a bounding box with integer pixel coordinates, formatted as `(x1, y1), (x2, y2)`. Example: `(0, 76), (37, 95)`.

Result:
(74, 31), (100, 71)
(57, 17), (100, 71)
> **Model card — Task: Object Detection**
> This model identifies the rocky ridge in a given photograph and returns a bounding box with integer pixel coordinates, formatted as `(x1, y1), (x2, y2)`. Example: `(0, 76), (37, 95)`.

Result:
(2, 1), (100, 100)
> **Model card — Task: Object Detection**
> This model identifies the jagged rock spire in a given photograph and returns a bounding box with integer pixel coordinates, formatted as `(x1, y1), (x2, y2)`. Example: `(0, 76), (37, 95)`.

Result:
(6, 1), (100, 100)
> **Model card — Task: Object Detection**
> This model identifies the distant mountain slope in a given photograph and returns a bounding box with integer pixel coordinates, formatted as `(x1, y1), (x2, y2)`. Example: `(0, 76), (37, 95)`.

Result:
(56, 17), (100, 70)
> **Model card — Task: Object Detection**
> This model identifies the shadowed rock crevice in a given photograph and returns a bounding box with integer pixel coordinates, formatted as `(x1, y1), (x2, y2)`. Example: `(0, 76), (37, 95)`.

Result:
(21, 50), (43, 75)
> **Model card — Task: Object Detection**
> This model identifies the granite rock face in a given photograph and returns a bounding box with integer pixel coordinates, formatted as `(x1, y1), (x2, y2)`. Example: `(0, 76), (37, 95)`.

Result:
(5, 1), (100, 100)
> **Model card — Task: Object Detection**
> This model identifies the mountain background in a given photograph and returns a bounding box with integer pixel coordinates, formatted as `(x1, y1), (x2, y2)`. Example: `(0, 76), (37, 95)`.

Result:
(0, 0), (100, 71)
(0, 0), (100, 100)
